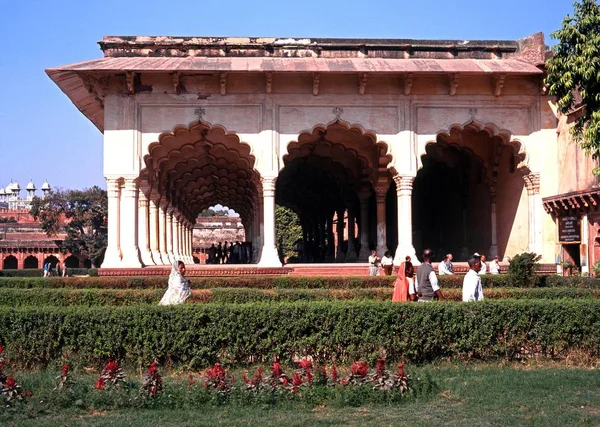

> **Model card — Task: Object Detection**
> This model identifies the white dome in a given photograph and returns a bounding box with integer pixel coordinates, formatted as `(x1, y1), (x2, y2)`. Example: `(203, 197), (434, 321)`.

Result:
(5, 182), (13, 192)
(26, 180), (36, 190)
(0, 187), (4, 195)
(12, 181), (20, 191)
(41, 180), (51, 190)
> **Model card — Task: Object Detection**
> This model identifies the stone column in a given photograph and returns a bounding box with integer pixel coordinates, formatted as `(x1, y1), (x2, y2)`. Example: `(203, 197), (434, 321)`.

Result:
(326, 213), (335, 262)
(374, 185), (388, 256)
(102, 178), (123, 268)
(258, 176), (282, 267)
(172, 214), (181, 262)
(345, 208), (357, 261)
(166, 209), (175, 264)
(581, 213), (590, 274)
(120, 178), (142, 267)
(358, 188), (371, 261)
(158, 205), (168, 265)
(393, 175), (418, 266)
(149, 198), (163, 265)
(137, 189), (155, 266)
(524, 172), (542, 255)
(335, 208), (346, 262)
(489, 186), (498, 258)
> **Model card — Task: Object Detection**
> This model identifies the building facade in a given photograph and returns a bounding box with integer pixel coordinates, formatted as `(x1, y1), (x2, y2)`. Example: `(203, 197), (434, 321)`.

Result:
(47, 33), (564, 268)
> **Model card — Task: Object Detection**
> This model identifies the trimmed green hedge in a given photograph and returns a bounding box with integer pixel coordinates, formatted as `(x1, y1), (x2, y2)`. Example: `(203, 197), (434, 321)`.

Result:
(0, 287), (598, 307)
(0, 274), (598, 290)
(0, 268), (98, 277)
(0, 300), (598, 367)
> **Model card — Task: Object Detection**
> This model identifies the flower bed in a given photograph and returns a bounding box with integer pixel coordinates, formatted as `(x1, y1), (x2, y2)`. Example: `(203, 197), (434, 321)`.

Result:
(0, 300), (598, 367)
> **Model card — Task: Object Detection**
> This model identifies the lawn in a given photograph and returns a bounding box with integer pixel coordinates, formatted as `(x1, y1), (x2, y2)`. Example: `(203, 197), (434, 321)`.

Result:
(2, 363), (598, 426)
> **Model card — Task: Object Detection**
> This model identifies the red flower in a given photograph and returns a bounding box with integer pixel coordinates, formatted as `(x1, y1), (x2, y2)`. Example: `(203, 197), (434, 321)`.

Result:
(5, 376), (16, 389)
(94, 378), (105, 390)
(298, 359), (312, 370)
(272, 362), (282, 377)
(251, 367), (262, 386)
(282, 376), (289, 387)
(0, 345), (4, 354)
(351, 361), (369, 378)
(331, 366), (339, 383)
(395, 363), (406, 378)
(61, 365), (69, 376)
(376, 359), (386, 378)
(242, 373), (249, 384)
(292, 371), (302, 392)
(146, 363), (157, 375)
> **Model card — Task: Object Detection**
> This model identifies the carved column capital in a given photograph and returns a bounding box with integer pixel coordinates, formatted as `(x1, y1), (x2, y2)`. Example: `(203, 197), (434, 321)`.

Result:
(393, 175), (415, 196)
(121, 178), (138, 198)
(358, 187), (372, 203)
(261, 176), (277, 197)
(523, 172), (540, 196)
(105, 178), (121, 197)
(374, 186), (388, 204)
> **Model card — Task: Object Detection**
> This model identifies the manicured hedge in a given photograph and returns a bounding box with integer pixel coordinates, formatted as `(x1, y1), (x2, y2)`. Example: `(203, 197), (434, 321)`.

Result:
(0, 300), (598, 367)
(0, 268), (98, 277)
(0, 287), (598, 307)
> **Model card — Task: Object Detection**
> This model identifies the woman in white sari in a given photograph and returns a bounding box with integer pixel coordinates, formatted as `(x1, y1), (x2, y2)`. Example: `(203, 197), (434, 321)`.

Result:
(159, 261), (191, 306)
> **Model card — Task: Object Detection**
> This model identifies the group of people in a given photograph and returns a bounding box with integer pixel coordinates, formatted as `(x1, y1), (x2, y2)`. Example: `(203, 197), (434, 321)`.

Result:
(43, 262), (67, 277)
(391, 249), (494, 303)
(205, 241), (252, 264)
(438, 253), (500, 275)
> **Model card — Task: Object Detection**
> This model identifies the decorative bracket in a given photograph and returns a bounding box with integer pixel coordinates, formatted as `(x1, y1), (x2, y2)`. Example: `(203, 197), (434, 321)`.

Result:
(266, 72), (272, 94)
(493, 74), (506, 97)
(448, 73), (459, 96)
(80, 74), (109, 108)
(125, 71), (136, 95)
(172, 72), (185, 95)
(194, 107), (206, 122)
(312, 73), (319, 96)
(220, 73), (227, 95)
(332, 106), (344, 121)
(358, 73), (368, 95)
(403, 73), (413, 96)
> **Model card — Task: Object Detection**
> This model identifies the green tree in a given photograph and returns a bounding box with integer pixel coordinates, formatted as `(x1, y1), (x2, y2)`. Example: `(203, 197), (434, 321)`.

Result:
(275, 205), (303, 262)
(546, 0), (600, 168)
(30, 186), (108, 267)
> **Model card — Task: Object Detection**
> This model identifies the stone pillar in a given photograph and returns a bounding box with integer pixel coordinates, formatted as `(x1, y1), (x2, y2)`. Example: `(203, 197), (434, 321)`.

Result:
(166, 209), (175, 264)
(102, 178), (122, 268)
(158, 205), (168, 265)
(358, 188), (371, 261)
(137, 189), (155, 266)
(524, 172), (542, 255)
(335, 208), (346, 262)
(581, 213), (590, 274)
(149, 199), (163, 265)
(326, 213), (335, 262)
(489, 186), (498, 258)
(374, 185), (388, 256)
(393, 175), (418, 266)
(172, 214), (181, 262)
(119, 179), (142, 267)
(345, 208), (357, 262)
(258, 176), (282, 267)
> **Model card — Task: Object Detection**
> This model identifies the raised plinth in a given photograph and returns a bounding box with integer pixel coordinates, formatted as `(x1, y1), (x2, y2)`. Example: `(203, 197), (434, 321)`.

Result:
(99, 265), (292, 277)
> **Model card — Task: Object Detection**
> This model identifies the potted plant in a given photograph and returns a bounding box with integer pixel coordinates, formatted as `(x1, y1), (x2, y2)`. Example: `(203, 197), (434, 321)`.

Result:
(561, 261), (575, 276)
(593, 260), (600, 278)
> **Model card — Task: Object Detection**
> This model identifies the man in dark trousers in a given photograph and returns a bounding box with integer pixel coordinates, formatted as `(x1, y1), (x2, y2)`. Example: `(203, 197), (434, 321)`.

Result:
(416, 248), (445, 302)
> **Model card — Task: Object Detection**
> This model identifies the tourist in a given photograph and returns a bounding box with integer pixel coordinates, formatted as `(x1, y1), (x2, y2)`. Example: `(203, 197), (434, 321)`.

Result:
(415, 248), (445, 302)
(446, 253), (454, 274)
(489, 255), (500, 274)
(392, 258), (415, 302)
(368, 250), (380, 276)
(223, 241), (229, 264)
(478, 254), (488, 275)
(217, 243), (223, 264)
(43, 262), (49, 277)
(463, 255), (484, 301)
(208, 244), (217, 264)
(438, 254), (451, 275)
(61, 261), (67, 277)
(381, 250), (394, 276)
(159, 261), (191, 305)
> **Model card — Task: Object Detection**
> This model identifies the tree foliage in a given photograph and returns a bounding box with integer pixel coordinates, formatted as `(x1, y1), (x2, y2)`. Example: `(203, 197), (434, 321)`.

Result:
(275, 205), (303, 261)
(30, 187), (108, 267)
(546, 0), (600, 165)
(199, 207), (230, 217)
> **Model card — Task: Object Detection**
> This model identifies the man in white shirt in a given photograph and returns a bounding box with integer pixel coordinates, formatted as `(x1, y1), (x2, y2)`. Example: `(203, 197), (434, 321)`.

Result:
(477, 254), (488, 275)
(463, 255), (484, 302)
(489, 256), (500, 274)
(438, 255), (451, 275)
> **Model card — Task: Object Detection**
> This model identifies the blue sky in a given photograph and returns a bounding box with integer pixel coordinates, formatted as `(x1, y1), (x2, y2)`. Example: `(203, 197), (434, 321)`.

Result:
(0, 0), (573, 194)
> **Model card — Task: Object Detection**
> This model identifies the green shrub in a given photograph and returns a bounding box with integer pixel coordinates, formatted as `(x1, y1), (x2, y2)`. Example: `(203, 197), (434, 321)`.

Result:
(508, 253), (542, 287)
(0, 300), (599, 368)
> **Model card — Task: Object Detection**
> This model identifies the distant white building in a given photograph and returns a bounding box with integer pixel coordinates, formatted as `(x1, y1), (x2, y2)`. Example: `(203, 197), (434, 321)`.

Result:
(0, 179), (51, 210)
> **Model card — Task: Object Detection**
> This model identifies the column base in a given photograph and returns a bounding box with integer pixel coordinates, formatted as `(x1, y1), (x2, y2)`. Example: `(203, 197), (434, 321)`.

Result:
(120, 247), (143, 268)
(140, 248), (155, 266)
(166, 252), (175, 265)
(258, 246), (282, 267)
(394, 245), (419, 266)
(151, 251), (164, 265)
(101, 249), (122, 268)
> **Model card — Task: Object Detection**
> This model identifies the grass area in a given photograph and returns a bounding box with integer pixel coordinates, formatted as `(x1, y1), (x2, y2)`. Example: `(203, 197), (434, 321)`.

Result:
(2, 363), (599, 426)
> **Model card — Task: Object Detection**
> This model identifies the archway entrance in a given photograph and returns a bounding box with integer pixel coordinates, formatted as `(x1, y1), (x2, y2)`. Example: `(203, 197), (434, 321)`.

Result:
(24, 256), (39, 269)
(413, 124), (525, 261)
(278, 122), (391, 263)
(3, 255), (17, 270)
(64, 255), (79, 268)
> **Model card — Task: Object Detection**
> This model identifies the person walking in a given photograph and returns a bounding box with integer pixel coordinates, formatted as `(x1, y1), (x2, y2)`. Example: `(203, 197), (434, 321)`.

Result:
(446, 253), (454, 274)
(438, 254), (451, 275)
(381, 250), (394, 276)
(478, 254), (488, 275)
(416, 249), (445, 302)
(463, 255), (484, 301)
(159, 261), (191, 305)
(392, 258), (416, 302)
